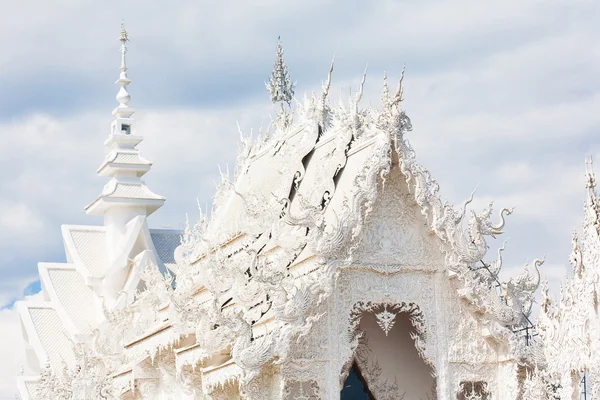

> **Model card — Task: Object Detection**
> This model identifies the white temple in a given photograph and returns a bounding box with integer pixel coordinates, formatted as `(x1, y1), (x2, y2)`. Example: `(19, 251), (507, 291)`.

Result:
(14, 25), (600, 400)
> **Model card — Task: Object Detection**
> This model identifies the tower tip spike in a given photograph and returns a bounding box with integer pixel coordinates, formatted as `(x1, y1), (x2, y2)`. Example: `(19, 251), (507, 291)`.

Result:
(321, 55), (335, 103)
(382, 71), (390, 106)
(355, 66), (368, 107)
(585, 155), (597, 191)
(119, 20), (129, 44)
(114, 21), (132, 114)
(391, 64), (406, 108)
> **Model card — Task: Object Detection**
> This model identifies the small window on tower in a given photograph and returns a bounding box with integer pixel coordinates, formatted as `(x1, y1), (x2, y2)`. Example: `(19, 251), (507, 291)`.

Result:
(121, 124), (131, 135)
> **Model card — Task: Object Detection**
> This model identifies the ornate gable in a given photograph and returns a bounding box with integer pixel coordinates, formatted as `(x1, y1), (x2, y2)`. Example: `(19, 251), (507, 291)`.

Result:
(353, 165), (444, 270)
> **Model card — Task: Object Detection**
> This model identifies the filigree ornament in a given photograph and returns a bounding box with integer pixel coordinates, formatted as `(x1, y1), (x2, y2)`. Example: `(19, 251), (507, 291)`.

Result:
(36, 346), (115, 400)
(375, 305), (397, 336)
(459, 381), (490, 400)
(293, 383), (311, 400)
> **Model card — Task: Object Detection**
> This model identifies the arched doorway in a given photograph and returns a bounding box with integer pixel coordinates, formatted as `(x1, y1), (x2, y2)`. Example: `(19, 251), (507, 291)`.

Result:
(341, 303), (436, 399)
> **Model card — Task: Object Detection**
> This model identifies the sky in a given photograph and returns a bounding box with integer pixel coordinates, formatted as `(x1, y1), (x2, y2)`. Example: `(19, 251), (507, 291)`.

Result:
(1, 0), (599, 397)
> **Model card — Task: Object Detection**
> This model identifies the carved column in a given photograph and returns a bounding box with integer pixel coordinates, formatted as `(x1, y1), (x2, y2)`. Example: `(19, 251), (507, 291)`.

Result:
(433, 271), (452, 400)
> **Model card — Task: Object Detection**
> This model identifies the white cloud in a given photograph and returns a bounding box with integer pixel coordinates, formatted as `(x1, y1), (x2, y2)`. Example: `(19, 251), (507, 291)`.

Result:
(0, 292), (42, 400)
(0, 274), (40, 309)
(0, 202), (43, 240)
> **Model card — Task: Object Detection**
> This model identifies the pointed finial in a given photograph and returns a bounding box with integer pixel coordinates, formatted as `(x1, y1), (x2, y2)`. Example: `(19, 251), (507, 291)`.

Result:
(390, 64), (406, 108)
(355, 65), (368, 104)
(321, 55), (335, 103)
(119, 21), (129, 73)
(584, 156), (600, 231)
(382, 71), (391, 107)
(114, 21), (132, 116)
(266, 36), (295, 105)
(586, 156), (596, 190)
(353, 66), (368, 115)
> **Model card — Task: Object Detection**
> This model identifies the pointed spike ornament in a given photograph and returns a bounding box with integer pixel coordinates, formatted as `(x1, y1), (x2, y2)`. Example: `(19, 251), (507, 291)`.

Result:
(354, 66), (368, 110)
(318, 56), (335, 132)
(585, 156), (596, 192)
(266, 36), (295, 106)
(382, 71), (390, 107)
(584, 156), (600, 232)
(391, 64), (406, 109)
(321, 55), (335, 104)
(114, 21), (133, 117)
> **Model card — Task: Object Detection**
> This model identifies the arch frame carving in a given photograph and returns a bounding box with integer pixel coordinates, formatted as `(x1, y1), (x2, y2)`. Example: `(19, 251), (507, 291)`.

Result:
(332, 267), (442, 396)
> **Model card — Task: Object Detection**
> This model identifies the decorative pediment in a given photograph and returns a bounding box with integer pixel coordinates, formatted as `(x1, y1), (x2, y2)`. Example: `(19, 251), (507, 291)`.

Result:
(353, 167), (444, 270)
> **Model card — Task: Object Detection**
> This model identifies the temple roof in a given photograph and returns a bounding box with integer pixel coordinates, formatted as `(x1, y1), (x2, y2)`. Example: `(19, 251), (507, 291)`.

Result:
(16, 34), (547, 399)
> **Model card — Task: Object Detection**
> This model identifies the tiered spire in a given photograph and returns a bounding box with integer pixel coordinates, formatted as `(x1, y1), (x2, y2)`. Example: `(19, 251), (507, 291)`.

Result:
(85, 22), (164, 222)
(266, 37), (295, 105)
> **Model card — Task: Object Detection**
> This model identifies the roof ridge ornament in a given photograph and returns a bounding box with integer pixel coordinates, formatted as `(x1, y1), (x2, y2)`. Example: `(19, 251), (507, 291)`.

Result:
(584, 156), (600, 232)
(354, 66), (368, 113)
(318, 56), (335, 131)
(382, 71), (390, 108)
(321, 56), (335, 105)
(585, 156), (596, 191)
(391, 64), (406, 109)
(266, 36), (295, 106)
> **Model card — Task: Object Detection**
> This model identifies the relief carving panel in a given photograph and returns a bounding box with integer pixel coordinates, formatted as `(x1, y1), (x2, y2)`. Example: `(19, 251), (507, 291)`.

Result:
(353, 168), (444, 270)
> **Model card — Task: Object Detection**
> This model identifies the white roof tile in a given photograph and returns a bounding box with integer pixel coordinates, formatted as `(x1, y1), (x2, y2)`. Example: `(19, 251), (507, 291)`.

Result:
(109, 182), (164, 201)
(69, 228), (109, 278)
(28, 307), (75, 370)
(24, 380), (40, 400)
(111, 152), (151, 165)
(47, 268), (97, 335)
(150, 230), (182, 270)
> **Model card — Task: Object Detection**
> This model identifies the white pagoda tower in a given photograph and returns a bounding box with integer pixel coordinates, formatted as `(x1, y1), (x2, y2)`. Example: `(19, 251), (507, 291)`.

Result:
(16, 23), (182, 399)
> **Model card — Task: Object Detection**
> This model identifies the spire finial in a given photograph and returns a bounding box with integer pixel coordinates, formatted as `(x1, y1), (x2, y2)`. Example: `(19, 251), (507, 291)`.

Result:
(119, 20), (129, 73)
(266, 36), (295, 105)
(390, 64), (406, 108)
(586, 156), (596, 191)
(114, 21), (132, 116)
(321, 55), (335, 104)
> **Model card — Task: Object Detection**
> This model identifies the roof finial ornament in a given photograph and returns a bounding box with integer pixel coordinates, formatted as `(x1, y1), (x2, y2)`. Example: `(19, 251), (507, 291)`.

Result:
(390, 64), (406, 109)
(266, 36), (295, 106)
(115, 21), (132, 112)
(119, 21), (129, 71)
(354, 65), (368, 110)
(586, 156), (596, 191)
(584, 156), (600, 230)
(321, 55), (335, 104)
(382, 71), (390, 107)
(318, 56), (335, 132)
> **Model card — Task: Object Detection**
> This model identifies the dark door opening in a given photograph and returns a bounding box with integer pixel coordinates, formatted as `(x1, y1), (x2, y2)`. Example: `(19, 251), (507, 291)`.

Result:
(340, 363), (374, 400)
